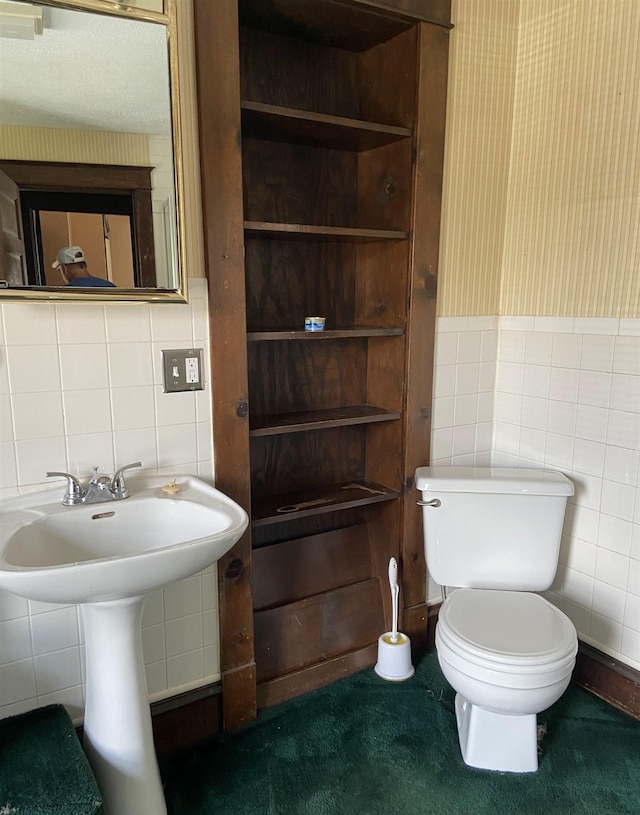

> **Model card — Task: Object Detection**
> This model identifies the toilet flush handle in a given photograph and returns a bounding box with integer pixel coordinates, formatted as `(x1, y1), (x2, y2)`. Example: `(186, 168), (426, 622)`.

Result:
(417, 498), (441, 507)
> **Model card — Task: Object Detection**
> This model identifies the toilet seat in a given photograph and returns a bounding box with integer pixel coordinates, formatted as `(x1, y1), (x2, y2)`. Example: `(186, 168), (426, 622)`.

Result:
(437, 589), (577, 678)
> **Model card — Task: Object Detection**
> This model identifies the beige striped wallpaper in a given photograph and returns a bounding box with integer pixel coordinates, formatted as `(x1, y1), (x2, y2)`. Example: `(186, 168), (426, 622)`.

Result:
(439, 0), (640, 318)
(438, 0), (519, 317)
(0, 124), (150, 166)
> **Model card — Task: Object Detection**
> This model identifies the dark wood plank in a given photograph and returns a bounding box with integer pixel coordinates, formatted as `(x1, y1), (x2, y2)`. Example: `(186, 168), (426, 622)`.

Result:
(251, 426), (365, 502)
(248, 339), (368, 416)
(242, 139), (358, 226)
(254, 579), (385, 681)
(257, 644), (379, 708)
(351, 25), (419, 626)
(240, 26), (359, 118)
(252, 524), (372, 610)
(244, 235), (357, 332)
(399, 21), (450, 621)
(358, 27), (418, 132)
(193, 0), (256, 732)
(252, 478), (400, 526)
(222, 663), (257, 731)
(250, 405), (401, 435)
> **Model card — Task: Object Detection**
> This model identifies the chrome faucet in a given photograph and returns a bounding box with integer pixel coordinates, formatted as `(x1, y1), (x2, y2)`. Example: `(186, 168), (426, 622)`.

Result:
(46, 462), (142, 506)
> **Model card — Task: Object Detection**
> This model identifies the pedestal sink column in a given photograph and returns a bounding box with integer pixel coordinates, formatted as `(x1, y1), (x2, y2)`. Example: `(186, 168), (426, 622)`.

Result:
(81, 596), (167, 815)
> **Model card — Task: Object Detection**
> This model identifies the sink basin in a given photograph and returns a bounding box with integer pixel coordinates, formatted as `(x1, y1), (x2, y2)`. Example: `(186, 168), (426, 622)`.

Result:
(0, 474), (248, 605)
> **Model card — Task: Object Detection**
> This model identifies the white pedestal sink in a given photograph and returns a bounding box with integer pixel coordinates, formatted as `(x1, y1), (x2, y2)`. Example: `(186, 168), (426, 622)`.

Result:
(0, 474), (248, 815)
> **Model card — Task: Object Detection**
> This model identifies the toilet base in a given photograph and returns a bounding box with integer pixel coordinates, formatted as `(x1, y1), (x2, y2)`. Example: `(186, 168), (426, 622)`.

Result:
(455, 693), (538, 773)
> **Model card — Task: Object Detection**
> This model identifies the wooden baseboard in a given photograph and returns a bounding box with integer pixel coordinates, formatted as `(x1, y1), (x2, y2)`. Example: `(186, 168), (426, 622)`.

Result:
(573, 642), (640, 720)
(151, 684), (222, 756)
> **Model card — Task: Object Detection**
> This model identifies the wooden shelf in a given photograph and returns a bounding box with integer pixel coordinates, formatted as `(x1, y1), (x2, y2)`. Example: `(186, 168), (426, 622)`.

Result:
(250, 405), (401, 436)
(251, 479), (400, 527)
(244, 221), (408, 241)
(241, 101), (411, 152)
(247, 327), (404, 341)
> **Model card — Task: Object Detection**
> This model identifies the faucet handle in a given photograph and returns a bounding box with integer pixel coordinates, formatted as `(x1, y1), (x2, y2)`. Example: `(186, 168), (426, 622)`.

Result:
(46, 471), (85, 506)
(111, 461), (142, 499)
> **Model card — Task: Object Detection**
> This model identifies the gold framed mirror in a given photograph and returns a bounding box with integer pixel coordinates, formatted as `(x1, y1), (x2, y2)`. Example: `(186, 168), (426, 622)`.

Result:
(0, 0), (189, 301)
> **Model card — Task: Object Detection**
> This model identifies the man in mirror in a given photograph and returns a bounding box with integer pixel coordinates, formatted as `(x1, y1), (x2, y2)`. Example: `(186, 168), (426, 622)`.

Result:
(52, 246), (116, 288)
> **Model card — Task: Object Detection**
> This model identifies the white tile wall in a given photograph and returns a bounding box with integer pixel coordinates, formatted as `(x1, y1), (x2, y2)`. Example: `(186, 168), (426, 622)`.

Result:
(431, 316), (497, 470)
(429, 316), (497, 602)
(430, 315), (640, 672)
(0, 279), (220, 722)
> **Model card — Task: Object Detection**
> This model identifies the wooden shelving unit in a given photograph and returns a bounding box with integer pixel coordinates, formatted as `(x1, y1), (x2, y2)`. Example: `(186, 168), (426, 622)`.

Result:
(194, 0), (451, 730)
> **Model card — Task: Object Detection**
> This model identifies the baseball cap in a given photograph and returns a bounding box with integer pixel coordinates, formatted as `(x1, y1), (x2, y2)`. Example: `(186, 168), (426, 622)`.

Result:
(52, 246), (85, 269)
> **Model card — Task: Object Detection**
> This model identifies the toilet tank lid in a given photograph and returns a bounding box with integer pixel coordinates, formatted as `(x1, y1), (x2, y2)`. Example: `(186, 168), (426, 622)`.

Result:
(414, 467), (574, 496)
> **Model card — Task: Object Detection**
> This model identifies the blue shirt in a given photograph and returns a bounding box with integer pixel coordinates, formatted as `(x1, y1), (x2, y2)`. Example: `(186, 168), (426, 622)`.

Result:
(67, 277), (116, 288)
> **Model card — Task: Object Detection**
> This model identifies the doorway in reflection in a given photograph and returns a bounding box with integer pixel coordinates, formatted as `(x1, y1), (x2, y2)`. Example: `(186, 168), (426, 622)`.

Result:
(39, 210), (135, 288)
(1, 160), (158, 288)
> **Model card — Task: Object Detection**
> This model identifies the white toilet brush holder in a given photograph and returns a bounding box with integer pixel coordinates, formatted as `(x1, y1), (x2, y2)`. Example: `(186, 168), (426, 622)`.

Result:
(374, 558), (415, 682)
(374, 631), (415, 681)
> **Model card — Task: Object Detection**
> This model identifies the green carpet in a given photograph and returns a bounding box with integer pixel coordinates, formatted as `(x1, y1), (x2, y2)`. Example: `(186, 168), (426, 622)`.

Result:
(161, 652), (640, 815)
(0, 704), (104, 814)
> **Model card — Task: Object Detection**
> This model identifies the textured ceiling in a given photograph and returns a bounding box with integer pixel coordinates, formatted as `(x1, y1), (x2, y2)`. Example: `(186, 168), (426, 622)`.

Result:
(0, 2), (171, 134)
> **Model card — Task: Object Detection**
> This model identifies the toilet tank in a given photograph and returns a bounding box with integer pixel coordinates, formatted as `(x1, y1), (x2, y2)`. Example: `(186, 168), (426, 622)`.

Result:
(415, 467), (574, 591)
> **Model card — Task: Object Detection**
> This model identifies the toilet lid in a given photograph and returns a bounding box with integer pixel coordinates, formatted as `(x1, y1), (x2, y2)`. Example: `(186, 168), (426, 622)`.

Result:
(438, 589), (577, 667)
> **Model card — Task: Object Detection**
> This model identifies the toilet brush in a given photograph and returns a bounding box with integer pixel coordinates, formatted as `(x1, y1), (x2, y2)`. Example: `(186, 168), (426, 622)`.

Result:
(374, 557), (415, 681)
(389, 557), (399, 643)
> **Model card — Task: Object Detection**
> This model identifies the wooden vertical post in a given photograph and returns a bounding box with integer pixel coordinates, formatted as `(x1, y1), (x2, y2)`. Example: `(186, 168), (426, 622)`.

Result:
(401, 20), (450, 648)
(193, 0), (256, 730)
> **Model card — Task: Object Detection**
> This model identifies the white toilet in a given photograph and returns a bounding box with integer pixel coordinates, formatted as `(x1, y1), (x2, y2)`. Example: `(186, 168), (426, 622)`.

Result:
(415, 466), (578, 773)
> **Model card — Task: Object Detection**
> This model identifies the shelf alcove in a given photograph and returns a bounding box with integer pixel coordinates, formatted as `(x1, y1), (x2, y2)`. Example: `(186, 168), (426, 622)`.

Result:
(194, 0), (451, 729)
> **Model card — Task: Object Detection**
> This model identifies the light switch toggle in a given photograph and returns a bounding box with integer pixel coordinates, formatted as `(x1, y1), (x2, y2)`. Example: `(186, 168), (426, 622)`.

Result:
(162, 348), (204, 393)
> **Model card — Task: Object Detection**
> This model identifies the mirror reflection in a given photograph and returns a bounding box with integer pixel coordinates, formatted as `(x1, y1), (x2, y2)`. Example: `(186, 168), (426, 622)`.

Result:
(0, 0), (183, 298)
